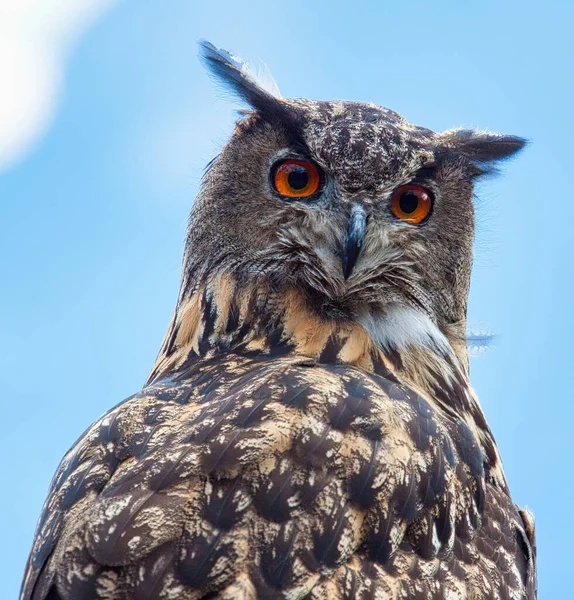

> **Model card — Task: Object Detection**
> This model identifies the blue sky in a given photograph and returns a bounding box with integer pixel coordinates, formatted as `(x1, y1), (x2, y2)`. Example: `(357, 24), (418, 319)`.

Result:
(1, 1), (572, 596)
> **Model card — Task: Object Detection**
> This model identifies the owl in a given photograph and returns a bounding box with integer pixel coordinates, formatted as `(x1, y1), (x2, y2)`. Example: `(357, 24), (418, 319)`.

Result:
(20, 41), (536, 600)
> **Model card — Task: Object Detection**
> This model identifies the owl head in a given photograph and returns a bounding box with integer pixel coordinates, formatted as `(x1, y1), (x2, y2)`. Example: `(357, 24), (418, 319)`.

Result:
(179, 42), (525, 369)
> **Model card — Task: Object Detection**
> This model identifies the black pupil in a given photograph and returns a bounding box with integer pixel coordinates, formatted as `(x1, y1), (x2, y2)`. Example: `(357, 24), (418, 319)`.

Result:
(399, 191), (419, 214)
(287, 166), (309, 190)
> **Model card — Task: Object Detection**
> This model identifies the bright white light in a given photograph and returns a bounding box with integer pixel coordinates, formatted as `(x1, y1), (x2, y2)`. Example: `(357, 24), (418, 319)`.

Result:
(0, 0), (119, 172)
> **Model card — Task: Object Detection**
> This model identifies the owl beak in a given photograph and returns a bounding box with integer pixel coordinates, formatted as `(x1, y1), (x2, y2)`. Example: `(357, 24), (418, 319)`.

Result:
(342, 203), (367, 279)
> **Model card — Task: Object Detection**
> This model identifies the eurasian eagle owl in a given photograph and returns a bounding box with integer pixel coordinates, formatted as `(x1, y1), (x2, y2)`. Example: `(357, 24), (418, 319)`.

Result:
(21, 41), (536, 600)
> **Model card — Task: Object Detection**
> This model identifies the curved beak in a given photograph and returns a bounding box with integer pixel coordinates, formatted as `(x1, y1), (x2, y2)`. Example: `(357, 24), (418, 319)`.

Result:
(342, 203), (367, 279)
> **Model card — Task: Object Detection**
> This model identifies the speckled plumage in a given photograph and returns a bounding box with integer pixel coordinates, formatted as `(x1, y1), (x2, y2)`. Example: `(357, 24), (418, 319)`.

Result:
(21, 42), (536, 599)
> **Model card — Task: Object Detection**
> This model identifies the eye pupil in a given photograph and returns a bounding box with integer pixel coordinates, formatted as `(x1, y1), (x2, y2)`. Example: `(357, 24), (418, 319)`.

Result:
(287, 167), (309, 190)
(399, 191), (419, 214)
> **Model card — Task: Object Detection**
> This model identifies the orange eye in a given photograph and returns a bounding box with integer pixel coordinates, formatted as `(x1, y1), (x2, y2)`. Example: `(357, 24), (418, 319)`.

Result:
(272, 159), (322, 198)
(390, 185), (433, 224)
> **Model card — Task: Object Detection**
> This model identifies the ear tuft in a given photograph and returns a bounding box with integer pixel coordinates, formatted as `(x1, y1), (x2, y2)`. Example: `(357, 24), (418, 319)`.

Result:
(440, 129), (527, 176)
(198, 40), (284, 116)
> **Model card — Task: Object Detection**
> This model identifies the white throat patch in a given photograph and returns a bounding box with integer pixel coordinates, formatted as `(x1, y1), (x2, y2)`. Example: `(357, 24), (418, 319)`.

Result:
(358, 305), (451, 356)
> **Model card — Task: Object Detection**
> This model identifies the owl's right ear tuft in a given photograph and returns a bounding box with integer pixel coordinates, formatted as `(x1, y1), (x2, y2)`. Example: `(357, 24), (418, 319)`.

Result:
(199, 40), (287, 120)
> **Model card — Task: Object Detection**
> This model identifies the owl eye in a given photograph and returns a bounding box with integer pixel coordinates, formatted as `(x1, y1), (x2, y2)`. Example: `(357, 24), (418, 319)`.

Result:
(272, 159), (322, 198)
(390, 185), (433, 224)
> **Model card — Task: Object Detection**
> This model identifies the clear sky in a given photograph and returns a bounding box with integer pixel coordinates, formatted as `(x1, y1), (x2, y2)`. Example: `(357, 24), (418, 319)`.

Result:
(1, 1), (572, 596)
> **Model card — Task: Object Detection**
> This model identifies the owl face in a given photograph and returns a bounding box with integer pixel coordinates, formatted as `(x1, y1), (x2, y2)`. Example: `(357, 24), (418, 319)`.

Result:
(186, 43), (525, 342)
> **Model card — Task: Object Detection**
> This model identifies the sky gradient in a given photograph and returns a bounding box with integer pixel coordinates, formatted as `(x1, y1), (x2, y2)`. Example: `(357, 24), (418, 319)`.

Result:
(1, 1), (573, 596)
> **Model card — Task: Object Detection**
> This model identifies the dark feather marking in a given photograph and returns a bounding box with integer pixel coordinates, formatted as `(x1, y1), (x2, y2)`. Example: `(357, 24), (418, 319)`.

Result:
(312, 502), (350, 567)
(178, 529), (224, 588)
(204, 477), (245, 530)
(429, 444), (446, 502)
(253, 462), (306, 522)
(366, 372), (409, 402)
(366, 509), (396, 565)
(202, 429), (242, 473)
(370, 355), (400, 382)
(348, 440), (380, 507)
(42, 587), (62, 600)
(60, 457), (97, 509)
(469, 493), (481, 530)
(133, 541), (177, 600)
(200, 372), (227, 396)
(396, 462), (418, 520)
(307, 425), (333, 456)
(233, 320), (252, 345)
(172, 351), (224, 382)
(454, 419), (484, 477)
(176, 387), (195, 405)
(385, 346), (404, 371)
(255, 476), (292, 522)
(261, 524), (298, 589)
(267, 333), (295, 358)
(363, 426), (383, 441)
(294, 423), (341, 469)
(417, 469), (434, 510)
(415, 513), (437, 559)
(279, 381), (312, 409)
(198, 290), (217, 356)
(318, 334), (341, 364)
(328, 381), (372, 432)
(405, 414), (428, 454)
(162, 318), (180, 357)
(225, 300), (240, 333)
(429, 367), (467, 413)
(233, 400), (268, 428)
(266, 322), (285, 347)
(192, 369), (215, 388)
(475, 479), (486, 514)
(233, 384), (272, 427)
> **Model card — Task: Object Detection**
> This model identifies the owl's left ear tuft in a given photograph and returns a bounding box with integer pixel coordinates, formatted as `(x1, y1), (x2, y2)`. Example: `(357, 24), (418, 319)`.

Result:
(440, 129), (528, 176)
(199, 40), (287, 120)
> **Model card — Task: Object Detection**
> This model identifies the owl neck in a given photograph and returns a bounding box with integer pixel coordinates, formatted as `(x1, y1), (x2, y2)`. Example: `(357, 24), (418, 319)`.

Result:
(147, 272), (506, 489)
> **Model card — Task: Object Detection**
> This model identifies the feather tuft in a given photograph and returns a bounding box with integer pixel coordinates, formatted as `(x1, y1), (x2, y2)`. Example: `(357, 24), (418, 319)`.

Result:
(466, 328), (497, 356)
(198, 40), (285, 117)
